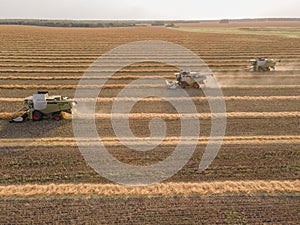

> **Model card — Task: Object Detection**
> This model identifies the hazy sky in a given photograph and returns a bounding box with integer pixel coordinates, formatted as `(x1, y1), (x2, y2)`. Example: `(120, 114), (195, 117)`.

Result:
(1, 0), (299, 20)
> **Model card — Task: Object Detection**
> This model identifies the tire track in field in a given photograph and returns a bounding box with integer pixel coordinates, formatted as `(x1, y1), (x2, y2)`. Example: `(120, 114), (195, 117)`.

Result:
(0, 180), (299, 197)
(1, 136), (299, 147)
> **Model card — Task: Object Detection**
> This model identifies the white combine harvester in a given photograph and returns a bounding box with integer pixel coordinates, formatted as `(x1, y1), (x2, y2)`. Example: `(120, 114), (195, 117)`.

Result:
(165, 68), (213, 89)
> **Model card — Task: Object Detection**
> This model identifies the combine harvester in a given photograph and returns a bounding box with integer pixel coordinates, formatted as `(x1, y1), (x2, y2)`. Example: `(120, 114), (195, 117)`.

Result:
(249, 58), (280, 72)
(165, 68), (213, 89)
(10, 91), (76, 123)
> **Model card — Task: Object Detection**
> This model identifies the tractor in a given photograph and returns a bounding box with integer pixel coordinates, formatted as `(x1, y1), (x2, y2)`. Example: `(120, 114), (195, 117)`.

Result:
(165, 68), (213, 89)
(10, 91), (76, 123)
(249, 58), (280, 72)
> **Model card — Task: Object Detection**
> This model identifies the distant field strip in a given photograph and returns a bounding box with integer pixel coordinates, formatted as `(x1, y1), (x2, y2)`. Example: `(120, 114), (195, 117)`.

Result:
(0, 84), (300, 90)
(1, 96), (300, 103)
(1, 136), (299, 147)
(171, 26), (300, 38)
(1, 112), (299, 120)
(0, 180), (299, 197)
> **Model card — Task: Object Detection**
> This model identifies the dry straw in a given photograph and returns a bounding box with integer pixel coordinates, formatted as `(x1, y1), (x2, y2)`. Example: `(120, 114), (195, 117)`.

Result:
(0, 84), (299, 89)
(0, 180), (299, 197)
(1, 111), (299, 120)
(1, 135), (299, 147)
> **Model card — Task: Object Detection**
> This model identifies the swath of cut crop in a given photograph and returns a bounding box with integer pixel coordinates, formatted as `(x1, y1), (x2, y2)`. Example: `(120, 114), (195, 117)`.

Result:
(1, 96), (300, 103)
(0, 84), (300, 90)
(0, 63), (250, 68)
(1, 112), (299, 120)
(0, 180), (299, 197)
(78, 96), (300, 102)
(0, 69), (178, 73)
(1, 136), (299, 147)
(66, 112), (300, 120)
(0, 74), (299, 81)
(0, 75), (175, 80)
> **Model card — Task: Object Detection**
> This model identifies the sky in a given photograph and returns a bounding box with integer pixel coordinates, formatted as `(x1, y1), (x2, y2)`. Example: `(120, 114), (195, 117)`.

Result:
(0, 0), (299, 20)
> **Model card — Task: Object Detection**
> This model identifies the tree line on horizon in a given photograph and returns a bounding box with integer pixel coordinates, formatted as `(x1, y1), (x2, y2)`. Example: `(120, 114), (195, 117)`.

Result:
(0, 18), (299, 28)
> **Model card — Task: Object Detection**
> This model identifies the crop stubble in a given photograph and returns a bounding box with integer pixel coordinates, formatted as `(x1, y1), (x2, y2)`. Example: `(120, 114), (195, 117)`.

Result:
(0, 24), (299, 223)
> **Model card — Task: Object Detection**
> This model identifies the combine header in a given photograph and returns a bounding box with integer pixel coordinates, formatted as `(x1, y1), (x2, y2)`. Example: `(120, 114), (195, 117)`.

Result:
(10, 91), (76, 123)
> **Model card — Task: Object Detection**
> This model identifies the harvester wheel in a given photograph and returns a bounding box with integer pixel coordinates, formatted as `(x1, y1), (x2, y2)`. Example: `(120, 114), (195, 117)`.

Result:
(180, 82), (187, 89)
(53, 112), (62, 121)
(32, 111), (43, 121)
(193, 82), (200, 89)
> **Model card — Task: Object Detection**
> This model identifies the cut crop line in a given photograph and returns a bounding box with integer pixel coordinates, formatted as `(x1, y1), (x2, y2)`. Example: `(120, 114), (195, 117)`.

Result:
(1, 69), (299, 73)
(0, 180), (299, 197)
(83, 96), (300, 102)
(0, 136), (299, 147)
(0, 62), (253, 68)
(0, 53), (300, 57)
(0, 74), (299, 81)
(0, 75), (175, 80)
(0, 69), (179, 73)
(0, 84), (299, 90)
(0, 59), (298, 63)
(1, 112), (299, 120)
(0, 58), (299, 63)
(1, 96), (300, 103)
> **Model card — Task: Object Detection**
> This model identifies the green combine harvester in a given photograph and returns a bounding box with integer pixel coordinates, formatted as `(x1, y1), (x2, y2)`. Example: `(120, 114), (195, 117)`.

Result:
(10, 91), (77, 123)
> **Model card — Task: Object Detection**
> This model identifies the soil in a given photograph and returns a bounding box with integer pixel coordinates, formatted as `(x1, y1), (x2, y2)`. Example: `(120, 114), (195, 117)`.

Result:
(0, 24), (299, 224)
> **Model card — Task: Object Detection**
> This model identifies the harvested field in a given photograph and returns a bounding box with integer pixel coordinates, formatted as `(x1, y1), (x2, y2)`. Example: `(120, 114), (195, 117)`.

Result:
(0, 23), (299, 223)
(1, 195), (299, 224)
(0, 144), (299, 183)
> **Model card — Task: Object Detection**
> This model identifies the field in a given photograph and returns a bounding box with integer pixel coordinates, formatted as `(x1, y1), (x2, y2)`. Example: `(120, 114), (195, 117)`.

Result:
(173, 21), (300, 38)
(0, 22), (299, 224)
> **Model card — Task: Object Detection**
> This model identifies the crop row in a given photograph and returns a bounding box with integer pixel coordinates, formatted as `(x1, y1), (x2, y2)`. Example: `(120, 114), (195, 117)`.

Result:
(1, 111), (299, 120)
(0, 74), (299, 81)
(1, 54), (300, 58)
(0, 180), (299, 197)
(1, 59), (299, 63)
(1, 135), (299, 147)
(1, 95), (299, 102)
(0, 63), (251, 68)
(0, 84), (299, 89)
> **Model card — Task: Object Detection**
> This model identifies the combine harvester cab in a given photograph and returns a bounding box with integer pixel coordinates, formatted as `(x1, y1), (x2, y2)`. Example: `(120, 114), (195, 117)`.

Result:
(249, 58), (280, 72)
(10, 91), (77, 123)
(166, 68), (213, 89)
